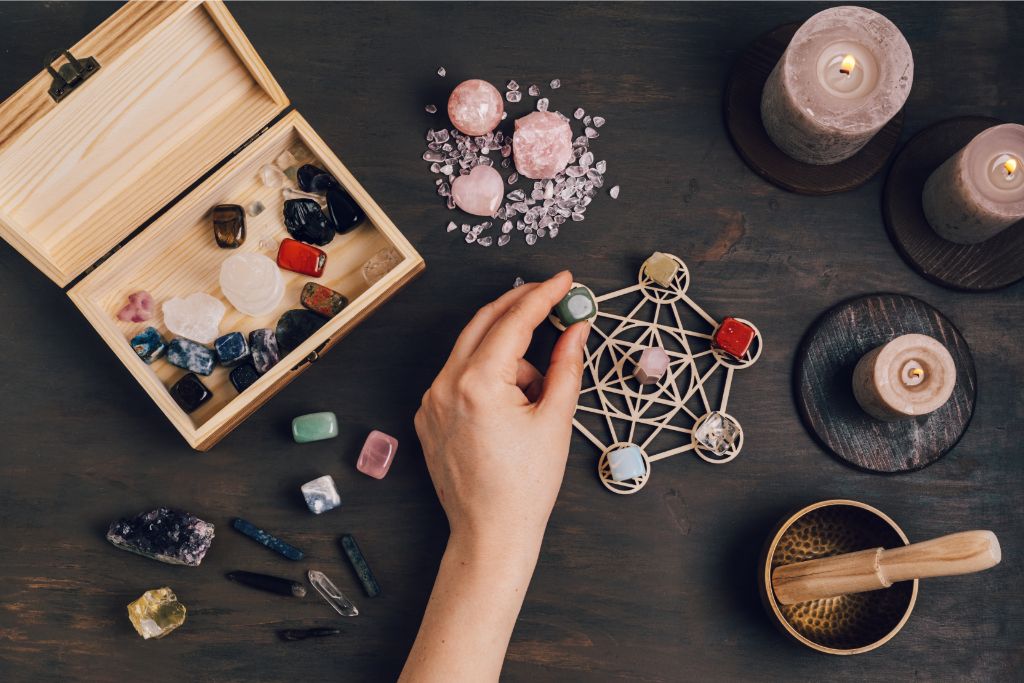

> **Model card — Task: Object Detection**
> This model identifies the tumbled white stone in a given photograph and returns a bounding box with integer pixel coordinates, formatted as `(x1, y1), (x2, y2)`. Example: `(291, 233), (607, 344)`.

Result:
(219, 252), (285, 317)
(301, 475), (341, 514)
(162, 293), (225, 344)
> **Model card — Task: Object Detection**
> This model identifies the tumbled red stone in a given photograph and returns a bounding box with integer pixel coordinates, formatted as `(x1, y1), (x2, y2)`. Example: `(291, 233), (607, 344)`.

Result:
(513, 111), (573, 179)
(713, 318), (755, 359)
(277, 238), (326, 277)
(301, 282), (349, 318)
(447, 79), (504, 136)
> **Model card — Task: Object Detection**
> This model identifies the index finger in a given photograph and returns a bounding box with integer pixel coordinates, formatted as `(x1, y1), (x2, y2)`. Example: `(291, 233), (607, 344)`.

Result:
(470, 270), (573, 365)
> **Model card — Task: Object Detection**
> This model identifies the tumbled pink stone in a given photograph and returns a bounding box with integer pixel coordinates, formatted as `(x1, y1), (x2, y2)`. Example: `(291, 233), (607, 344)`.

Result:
(447, 79), (504, 136)
(451, 165), (504, 217)
(117, 291), (155, 323)
(357, 430), (399, 479)
(513, 111), (573, 179)
(634, 347), (670, 385)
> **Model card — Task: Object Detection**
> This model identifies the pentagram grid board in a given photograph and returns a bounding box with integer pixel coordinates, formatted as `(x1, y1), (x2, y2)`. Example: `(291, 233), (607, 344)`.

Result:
(565, 254), (762, 494)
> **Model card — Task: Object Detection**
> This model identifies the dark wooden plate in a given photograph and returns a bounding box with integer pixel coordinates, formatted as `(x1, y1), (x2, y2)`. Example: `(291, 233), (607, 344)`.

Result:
(882, 116), (1024, 291)
(724, 23), (904, 195)
(794, 293), (976, 473)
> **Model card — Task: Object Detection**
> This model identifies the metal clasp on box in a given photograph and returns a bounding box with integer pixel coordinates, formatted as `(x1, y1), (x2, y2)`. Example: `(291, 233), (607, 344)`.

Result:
(45, 49), (100, 103)
(291, 338), (332, 372)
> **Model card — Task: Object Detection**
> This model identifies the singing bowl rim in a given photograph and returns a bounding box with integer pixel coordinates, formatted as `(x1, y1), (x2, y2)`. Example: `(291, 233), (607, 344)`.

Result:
(761, 499), (919, 655)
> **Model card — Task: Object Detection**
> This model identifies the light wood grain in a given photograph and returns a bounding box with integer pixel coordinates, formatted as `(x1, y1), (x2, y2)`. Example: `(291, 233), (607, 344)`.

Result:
(0, 1), (287, 286)
(773, 530), (1001, 605)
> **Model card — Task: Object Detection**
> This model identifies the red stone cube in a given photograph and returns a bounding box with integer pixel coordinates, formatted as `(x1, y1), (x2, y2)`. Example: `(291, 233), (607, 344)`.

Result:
(713, 317), (755, 359)
(277, 238), (326, 277)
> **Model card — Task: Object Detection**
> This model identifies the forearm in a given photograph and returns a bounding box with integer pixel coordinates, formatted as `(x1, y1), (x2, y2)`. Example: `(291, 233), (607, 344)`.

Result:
(399, 531), (541, 683)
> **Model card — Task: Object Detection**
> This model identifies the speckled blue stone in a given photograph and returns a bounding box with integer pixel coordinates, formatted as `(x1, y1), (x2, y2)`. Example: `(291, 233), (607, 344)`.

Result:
(130, 327), (166, 364)
(167, 338), (216, 376)
(249, 328), (280, 374)
(214, 332), (249, 367)
(230, 363), (259, 392)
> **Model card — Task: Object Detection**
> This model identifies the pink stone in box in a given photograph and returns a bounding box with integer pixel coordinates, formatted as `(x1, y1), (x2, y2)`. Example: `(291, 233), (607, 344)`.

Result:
(513, 111), (573, 179)
(357, 430), (398, 479)
(451, 165), (504, 217)
(634, 347), (670, 385)
(447, 79), (504, 136)
(117, 291), (155, 323)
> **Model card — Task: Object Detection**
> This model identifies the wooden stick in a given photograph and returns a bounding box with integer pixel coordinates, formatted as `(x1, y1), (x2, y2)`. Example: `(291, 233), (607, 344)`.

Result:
(772, 530), (1001, 605)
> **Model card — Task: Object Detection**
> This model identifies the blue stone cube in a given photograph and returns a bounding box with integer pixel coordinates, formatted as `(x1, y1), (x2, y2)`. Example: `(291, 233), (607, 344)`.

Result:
(214, 331), (250, 367)
(130, 327), (166, 364)
(607, 445), (645, 482)
(166, 338), (216, 376)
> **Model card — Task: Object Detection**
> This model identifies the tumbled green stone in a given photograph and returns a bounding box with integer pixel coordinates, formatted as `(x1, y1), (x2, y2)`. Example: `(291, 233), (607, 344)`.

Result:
(553, 286), (597, 327)
(291, 412), (338, 443)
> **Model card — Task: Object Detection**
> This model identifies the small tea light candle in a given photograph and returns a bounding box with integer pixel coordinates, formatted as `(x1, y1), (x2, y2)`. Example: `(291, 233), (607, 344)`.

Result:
(852, 333), (956, 421)
(761, 6), (913, 165)
(922, 123), (1024, 244)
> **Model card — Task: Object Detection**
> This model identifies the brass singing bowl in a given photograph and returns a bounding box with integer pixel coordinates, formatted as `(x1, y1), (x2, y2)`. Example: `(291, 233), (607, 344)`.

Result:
(760, 500), (918, 655)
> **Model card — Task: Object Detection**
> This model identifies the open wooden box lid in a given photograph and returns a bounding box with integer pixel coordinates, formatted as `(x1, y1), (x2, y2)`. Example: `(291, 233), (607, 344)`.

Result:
(0, 1), (289, 287)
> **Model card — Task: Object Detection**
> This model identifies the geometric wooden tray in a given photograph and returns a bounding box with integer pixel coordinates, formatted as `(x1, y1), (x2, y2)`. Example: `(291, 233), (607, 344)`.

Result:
(794, 293), (977, 473)
(882, 116), (1024, 291)
(724, 22), (904, 196)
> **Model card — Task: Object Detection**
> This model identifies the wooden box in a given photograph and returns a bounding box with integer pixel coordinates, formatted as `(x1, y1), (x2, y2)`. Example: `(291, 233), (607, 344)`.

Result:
(0, 1), (424, 450)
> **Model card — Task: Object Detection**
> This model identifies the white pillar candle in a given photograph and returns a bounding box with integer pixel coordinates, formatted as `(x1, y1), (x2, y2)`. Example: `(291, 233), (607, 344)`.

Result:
(922, 123), (1024, 244)
(761, 6), (913, 165)
(852, 333), (956, 422)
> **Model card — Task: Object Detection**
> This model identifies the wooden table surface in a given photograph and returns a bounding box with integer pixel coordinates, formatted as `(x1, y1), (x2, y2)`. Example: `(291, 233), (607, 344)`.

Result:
(0, 2), (1021, 681)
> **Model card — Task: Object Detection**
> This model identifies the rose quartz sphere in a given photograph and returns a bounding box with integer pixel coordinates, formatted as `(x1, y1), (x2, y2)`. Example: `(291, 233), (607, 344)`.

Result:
(451, 165), (504, 217)
(513, 111), (573, 179)
(447, 79), (504, 136)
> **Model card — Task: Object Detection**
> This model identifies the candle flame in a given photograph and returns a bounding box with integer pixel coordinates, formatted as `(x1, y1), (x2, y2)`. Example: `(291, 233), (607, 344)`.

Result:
(910, 368), (924, 379)
(1005, 157), (1018, 177)
(839, 54), (856, 76)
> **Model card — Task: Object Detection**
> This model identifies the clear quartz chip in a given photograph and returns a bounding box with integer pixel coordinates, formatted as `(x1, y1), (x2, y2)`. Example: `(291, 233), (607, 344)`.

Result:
(437, 66), (446, 77)
(537, 98), (549, 112)
(585, 127), (599, 139)
(446, 221), (458, 232)
(593, 116), (606, 128)
(307, 570), (359, 617)
(528, 84), (540, 96)
(694, 412), (740, 455)
(498, 234), (511, 246)
(574, 108), (585, 120)
(550, 79), (561, 89)
(506, 90), (522, 103)
(425, 104), (437, 114)
(609, 185), (620, 199)
(506, 79), (519, 91)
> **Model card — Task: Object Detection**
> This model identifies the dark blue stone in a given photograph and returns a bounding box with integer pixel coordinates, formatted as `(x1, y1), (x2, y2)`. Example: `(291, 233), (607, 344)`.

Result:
(232, 518), (304, 560)
(284, 198), (333, 246)
(297, 164), (339, 193)
(249, 328), (280, 374)
(130, 326), (166, 364)
(339, 534), (381, 598)
(169, 373), (213, 413)
(229, 363), (259, 392)
(167, 338), (216, 375)
(214, 331), (249, 367)
(326, 187), (367, 234)
(275, 310), (326, 354)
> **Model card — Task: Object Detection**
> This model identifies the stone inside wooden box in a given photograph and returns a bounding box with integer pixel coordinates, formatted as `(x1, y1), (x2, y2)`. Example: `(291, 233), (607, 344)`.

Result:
(0, 1), (423, 450)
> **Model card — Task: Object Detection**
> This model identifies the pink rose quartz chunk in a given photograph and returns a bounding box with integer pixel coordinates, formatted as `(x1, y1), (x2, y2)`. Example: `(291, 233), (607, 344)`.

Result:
(447, 79), (504, 136)
(451, 165), (504, 217)
(513, 111), (573, 179)
(634, 347), (670, 385)
(357, 430), (399, 479)
(117, 291), (155, 323)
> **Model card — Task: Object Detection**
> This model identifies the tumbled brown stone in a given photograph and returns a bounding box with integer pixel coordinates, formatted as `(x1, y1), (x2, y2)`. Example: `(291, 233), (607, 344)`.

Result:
(212, 204), (246, 248)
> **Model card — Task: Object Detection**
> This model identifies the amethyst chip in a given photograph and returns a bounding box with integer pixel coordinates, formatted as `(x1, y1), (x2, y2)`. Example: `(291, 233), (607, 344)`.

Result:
(106, 507), (214, 567)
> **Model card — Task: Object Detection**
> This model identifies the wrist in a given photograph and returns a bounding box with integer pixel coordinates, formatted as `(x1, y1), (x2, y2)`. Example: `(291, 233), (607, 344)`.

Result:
(447, 524), (543, 580)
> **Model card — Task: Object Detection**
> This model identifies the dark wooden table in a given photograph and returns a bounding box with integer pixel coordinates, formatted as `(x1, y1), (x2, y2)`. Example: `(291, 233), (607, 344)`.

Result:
(1, 2), (1021, 681)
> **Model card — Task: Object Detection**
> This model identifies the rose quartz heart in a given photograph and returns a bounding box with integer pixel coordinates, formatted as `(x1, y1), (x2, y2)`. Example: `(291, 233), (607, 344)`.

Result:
(451, 165), (504, 217)
(117, 290), (155, 323)
(448, 79), (504, 136)
(513, 111), (573, 179)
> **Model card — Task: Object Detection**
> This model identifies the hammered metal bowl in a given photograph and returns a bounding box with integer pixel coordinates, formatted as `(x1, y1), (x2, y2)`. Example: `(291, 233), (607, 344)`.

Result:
(761, 500), (918, 655)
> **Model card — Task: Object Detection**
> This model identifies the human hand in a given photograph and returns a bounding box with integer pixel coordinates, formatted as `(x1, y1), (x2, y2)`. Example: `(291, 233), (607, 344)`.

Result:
(414, 271), (589, 559)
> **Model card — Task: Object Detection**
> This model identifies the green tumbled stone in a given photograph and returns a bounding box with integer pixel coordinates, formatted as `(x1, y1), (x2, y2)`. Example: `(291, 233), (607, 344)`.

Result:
(291, 412), (338, 443)
(553, 286), (597, 326)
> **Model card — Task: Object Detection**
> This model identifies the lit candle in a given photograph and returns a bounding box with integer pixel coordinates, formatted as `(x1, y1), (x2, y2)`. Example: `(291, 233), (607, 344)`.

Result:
(921, 123), (1024, 244)
(761, 6), (913, 165)
(852, 333), (956, 422)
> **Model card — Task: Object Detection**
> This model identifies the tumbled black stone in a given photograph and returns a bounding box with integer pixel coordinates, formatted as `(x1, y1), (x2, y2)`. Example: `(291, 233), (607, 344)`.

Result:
(170, 373), (212, 413)
(284, 199), (333, 246)
(326, 187), (367, 234)
(230, 363), (260, 392)
(297, 164), (339, 193)
(275, 309), (327, 354)
(106, 507), (215, 566)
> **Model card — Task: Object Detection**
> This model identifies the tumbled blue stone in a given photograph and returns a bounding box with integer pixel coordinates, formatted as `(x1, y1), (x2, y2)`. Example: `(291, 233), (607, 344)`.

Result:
(167, 338), (216, 376)
(230, 363), (259, 392)
(249, 328), (280, 374)
(214, 332), (249, 367)
(131, 327), (166, 364)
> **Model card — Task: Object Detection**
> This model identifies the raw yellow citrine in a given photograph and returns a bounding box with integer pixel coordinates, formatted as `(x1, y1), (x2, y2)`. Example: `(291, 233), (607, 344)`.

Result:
(127, 587), (186, 639)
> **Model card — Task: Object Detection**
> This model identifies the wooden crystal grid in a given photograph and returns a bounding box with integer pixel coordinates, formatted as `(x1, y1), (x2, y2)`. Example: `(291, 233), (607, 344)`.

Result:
(567, 254), (762, 494)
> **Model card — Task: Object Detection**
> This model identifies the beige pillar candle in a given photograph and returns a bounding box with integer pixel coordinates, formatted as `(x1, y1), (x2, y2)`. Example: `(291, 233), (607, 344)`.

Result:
(760, 6), (913, 165)
(922, 123), (1024, 244)
(852, 334), (956, 421)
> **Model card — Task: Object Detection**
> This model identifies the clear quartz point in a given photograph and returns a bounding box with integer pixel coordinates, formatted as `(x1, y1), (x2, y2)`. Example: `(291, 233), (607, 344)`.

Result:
(307, 570), (359, 617)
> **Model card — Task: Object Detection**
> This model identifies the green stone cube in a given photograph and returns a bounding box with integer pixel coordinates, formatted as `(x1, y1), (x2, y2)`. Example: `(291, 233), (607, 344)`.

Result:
(553, 286), (597, 327)
(291, 412), (339, 443)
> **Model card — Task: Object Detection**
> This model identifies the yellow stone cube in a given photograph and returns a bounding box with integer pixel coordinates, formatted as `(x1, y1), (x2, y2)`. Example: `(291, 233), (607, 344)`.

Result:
(644, 252), (679, 287)
(127, 587), (186, 639)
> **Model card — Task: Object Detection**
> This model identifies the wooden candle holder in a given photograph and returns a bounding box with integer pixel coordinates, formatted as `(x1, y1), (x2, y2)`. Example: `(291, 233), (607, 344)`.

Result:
(882, 116), (1024, 291)
(558, 254), (762, 495)
(794, 294), (976, 473)
(723, 23), (904, 195)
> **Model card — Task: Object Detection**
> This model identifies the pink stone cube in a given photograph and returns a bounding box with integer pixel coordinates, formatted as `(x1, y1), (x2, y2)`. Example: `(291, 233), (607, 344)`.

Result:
(634, 347), (670, 385)
(357, 430), (399, 479)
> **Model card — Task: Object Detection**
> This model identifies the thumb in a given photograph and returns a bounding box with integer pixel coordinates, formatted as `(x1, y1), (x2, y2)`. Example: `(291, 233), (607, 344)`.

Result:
(539, 321), (590, 417)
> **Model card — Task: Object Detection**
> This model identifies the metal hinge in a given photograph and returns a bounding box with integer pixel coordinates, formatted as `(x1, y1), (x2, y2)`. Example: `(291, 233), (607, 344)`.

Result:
(46, 49), (100, 103)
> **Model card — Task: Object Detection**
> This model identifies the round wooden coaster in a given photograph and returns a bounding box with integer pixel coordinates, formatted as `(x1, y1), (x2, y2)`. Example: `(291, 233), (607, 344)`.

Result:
(794, 293), (976, 473)
(882, 116), (1024, 291)
(723, 23), (904, 196)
